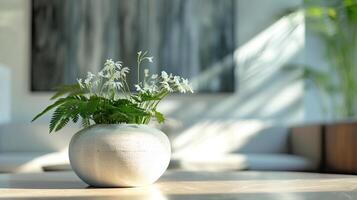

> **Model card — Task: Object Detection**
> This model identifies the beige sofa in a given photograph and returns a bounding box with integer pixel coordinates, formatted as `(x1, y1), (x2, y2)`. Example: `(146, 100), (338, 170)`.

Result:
(0, 120), (321, 173)
(0, 123), (74, 173)
(167, 120), (321, 171)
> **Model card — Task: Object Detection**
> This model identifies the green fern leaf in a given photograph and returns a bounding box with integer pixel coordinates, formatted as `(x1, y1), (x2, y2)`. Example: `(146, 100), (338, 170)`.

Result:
(32, 97), (67, 122)
(54, 117), (70, 132)
(154, 110), (165, 123)
(72, 114), (79, 123)
(51, 84), (85, 100)
(109, 112), (129, 122)
(49, 107), (66, 133)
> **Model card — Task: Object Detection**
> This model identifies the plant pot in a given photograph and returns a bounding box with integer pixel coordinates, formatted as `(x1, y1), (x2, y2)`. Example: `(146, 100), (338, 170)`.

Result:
(68, 124), (171, 187)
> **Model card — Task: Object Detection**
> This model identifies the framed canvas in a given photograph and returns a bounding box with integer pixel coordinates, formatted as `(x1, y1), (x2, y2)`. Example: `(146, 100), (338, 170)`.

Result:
(31, 0), (236, 92)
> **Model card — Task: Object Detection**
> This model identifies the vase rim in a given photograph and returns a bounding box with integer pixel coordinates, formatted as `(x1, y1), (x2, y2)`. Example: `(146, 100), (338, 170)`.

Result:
(89, 123), (152, 127)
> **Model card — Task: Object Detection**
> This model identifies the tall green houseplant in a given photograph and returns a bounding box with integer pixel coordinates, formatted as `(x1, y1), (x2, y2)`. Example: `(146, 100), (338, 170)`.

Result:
(304, 0), (357, 118)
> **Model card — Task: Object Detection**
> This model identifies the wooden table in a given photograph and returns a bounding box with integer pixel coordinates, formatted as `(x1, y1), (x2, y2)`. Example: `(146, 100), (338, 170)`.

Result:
(1, 170), (357, 199)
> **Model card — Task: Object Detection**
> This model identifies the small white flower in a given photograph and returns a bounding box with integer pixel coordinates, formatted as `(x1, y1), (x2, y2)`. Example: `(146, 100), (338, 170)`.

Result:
(161, 81), (173, 92)
(161, 71), (169, 80)
(115, 82), (123, 90)
(98, 71), (108, 78)
(85, 72), (95, 85)
(182, 78), (194, 93)
(120, 67), (129, 77)
(84, 78), (91, 85)
(87, 72), (95, 79)
(104, 59), (115, 66)
(135, 84), (143, 92)
(77, 78), (84, 88)
(147, 57), (154, 63)
(182, 78), (189, 85)
(173, 76), (181, 85)
(114, 61), (122, 70)
(143, 81), (159, 93)
(104, 80), (118, 89)
(144, 69), (149, 77)
(149, 84), (159, 93)
(151, 74), (158, 79)
(103, 59), (115, 72)
(113, 71), (122, 80)
(177, 84), (186, 93)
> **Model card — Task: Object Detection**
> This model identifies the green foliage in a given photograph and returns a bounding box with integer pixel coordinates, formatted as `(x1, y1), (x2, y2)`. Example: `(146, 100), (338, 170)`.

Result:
(154, 111), (165, 123)
(287, 0), (357, 118)
(32, 91), (163, 133)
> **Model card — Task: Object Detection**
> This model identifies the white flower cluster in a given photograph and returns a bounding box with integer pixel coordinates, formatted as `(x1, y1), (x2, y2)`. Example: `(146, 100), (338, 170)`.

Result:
(76, 52), (193, 101)
(77, 59), (130, 98)
(135, 70), (193, 94)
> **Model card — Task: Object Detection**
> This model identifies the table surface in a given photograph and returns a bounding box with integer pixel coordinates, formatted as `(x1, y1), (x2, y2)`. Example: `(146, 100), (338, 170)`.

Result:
(1, 170), (357, 200)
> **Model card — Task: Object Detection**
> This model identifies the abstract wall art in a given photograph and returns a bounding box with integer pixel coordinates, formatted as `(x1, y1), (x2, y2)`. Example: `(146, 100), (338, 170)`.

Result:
(31, 0), (236, 92)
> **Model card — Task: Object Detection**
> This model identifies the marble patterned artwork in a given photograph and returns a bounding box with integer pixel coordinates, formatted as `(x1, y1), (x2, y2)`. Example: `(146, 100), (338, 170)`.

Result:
(31, 0), (236, 92)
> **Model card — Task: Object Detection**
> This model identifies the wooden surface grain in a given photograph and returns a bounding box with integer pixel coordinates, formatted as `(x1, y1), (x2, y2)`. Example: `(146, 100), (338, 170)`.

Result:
(0, 170), (357, 199)
(325, 122), (357, 173)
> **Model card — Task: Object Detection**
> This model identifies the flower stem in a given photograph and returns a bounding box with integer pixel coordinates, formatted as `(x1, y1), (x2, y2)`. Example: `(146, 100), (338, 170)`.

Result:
(137, 62), (140, 85)
(137, 54), (141, 85)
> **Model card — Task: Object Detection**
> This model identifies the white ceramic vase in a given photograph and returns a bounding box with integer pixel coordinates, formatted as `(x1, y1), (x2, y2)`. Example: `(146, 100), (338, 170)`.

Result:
(68, 124), (171, 187)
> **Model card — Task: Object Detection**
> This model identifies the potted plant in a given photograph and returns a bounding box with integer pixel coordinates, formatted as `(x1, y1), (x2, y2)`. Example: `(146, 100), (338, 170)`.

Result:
(284, 0), (357, 119)
(32, 51), (193, 187)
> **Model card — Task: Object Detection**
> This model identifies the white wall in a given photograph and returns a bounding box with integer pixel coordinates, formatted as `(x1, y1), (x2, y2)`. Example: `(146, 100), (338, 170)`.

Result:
(0, 0), (55, 124)
(0, 0), (304, 127)
(303, 30), (329, 123)
(0, 65), (10, 124)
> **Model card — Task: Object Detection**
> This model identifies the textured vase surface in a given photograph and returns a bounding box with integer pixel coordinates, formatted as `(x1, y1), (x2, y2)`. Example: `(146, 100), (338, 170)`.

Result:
(68, 124), (171, 187)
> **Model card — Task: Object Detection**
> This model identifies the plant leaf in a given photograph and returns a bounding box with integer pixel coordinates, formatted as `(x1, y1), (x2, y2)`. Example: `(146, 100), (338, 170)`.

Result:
(154, 110), (165, 123)
(49, 107), (66, 133)
(54, 117), (70, 132)
(51, 84), (85, 100)
(32, 97), (67, 122)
